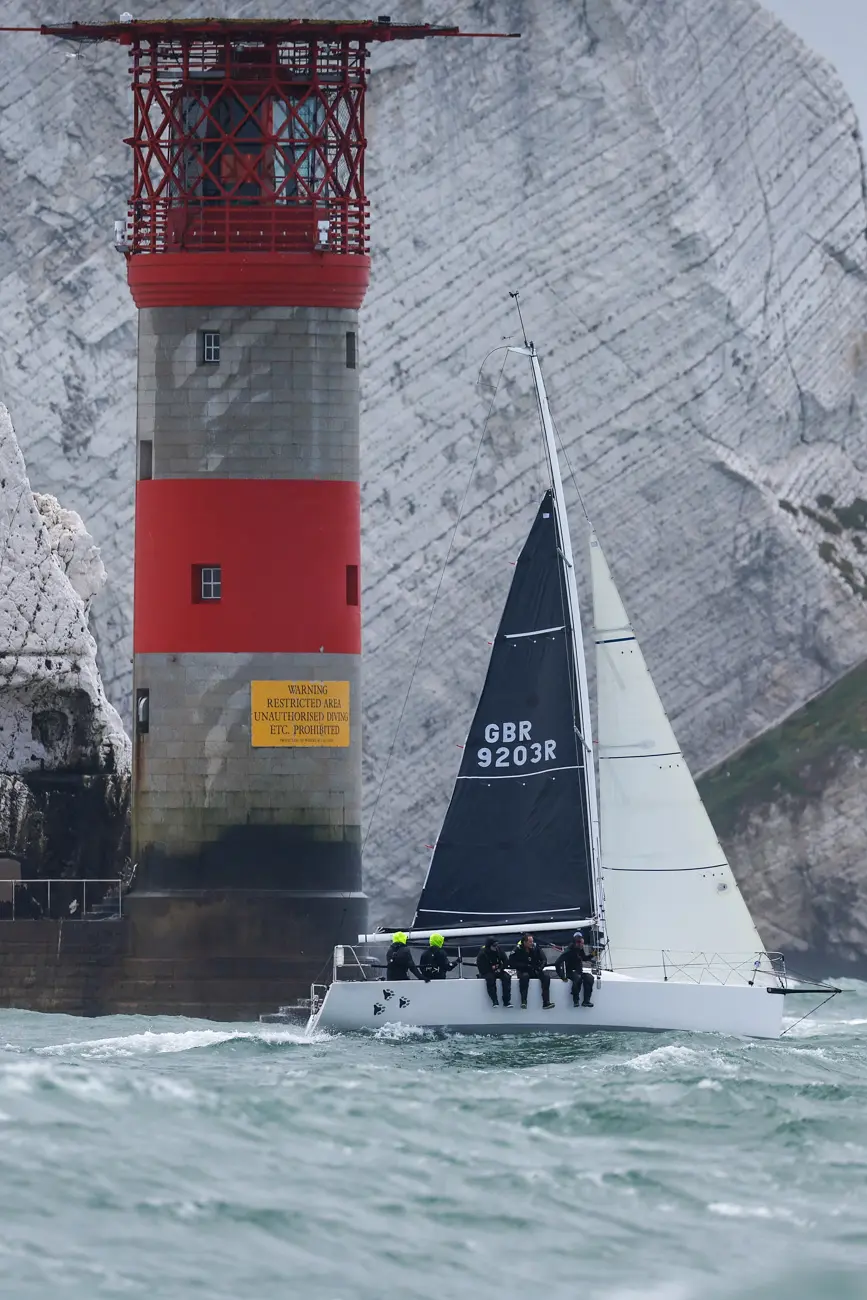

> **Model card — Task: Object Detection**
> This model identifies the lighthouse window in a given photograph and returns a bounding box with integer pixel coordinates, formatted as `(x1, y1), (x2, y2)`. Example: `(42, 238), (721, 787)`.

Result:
(346, 331), (357, 369)
(200, 566), (222, 601)
(272, 95), (326, 198)
(135, 689), (150, 736)
(200, 330), (220, 365)
(138, 440), (153, 481)
(192, 564), (221, 602)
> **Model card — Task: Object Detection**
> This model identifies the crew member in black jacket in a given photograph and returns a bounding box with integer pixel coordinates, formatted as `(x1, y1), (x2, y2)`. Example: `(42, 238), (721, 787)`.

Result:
(385, 932), (423, 981)
(419, 933), (459, 981)
(508, 934), (554, 1009)
(476, 937), (512, 1007)
(555, 932), (595, 1007)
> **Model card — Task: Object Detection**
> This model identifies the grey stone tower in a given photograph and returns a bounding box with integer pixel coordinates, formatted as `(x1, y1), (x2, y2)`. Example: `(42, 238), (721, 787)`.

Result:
(130, 304), (366, 1012)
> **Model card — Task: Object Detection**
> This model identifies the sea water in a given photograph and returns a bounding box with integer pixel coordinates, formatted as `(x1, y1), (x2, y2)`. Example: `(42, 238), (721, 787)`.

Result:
(1, 984), (866, 1299)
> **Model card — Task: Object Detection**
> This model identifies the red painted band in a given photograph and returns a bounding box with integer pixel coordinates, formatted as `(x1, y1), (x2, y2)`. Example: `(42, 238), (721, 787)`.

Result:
(128, 252), (370, 309)
(134, 479), (360, 655)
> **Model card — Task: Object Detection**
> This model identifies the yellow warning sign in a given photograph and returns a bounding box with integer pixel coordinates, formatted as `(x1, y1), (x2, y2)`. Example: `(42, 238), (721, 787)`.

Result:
(251, 681), (350, 748)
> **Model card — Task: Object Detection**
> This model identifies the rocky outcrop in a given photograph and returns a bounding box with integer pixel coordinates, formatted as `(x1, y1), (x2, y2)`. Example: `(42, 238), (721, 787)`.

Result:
(0, 404), (130, 887)
(0, 404), (129, 776)
(33, 491), (108, 615)
(729, 764), (867, 980)
(699, 660), (867, 979)
(2, 0), (867, 931)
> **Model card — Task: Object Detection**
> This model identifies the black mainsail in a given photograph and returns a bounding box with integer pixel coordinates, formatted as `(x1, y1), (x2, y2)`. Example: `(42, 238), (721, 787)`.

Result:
(413, 492), (595, 929)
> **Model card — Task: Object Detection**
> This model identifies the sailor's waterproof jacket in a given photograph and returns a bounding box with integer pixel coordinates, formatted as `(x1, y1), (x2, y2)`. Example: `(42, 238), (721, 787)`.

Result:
(476, 944), (510, 978)
(385, 943), (422, 981)
(507, 941), (549, 977)
(419, 947), (457, 980)
(555, 943), (594, 978)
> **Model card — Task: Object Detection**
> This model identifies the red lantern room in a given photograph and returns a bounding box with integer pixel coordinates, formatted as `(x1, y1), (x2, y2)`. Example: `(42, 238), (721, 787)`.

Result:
(120, 20), (381, 307)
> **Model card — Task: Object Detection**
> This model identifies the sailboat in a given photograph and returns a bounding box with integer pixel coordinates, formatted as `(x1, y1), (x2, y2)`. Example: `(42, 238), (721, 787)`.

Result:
(311, 342), (837, 1039)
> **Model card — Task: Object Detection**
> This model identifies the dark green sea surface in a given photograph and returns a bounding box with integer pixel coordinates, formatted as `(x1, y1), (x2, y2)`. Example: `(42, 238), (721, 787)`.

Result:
(1, 986), (866, 1299)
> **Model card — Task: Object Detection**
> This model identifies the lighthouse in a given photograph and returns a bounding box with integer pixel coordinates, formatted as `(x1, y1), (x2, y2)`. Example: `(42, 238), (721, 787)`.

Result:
(36, 17), (505, 1018)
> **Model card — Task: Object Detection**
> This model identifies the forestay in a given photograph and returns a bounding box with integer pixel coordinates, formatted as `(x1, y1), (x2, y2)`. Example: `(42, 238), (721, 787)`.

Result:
(591, 535), (766, 979)
(414, 492), (595, 929)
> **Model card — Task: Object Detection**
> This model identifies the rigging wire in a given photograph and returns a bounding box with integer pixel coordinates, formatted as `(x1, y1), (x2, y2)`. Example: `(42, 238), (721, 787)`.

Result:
(527, 279), (609, 530)
(779, 989), (841, 1037)
(552, 414), (593, 529)
(361, 349), (511, 857)
(510, 287), (592, 529)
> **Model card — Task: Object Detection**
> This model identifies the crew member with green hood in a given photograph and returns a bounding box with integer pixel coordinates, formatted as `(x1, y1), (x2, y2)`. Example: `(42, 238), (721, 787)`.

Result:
(385, 932), (423, 981)
(419, 933), (459, 981)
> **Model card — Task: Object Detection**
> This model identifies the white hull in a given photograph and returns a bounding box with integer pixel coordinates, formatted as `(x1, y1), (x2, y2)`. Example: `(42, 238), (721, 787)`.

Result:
(311, 972), (785, 1039)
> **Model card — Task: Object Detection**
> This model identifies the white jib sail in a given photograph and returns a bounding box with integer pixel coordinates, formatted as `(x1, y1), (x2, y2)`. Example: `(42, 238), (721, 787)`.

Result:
(591, 535), (766, 982)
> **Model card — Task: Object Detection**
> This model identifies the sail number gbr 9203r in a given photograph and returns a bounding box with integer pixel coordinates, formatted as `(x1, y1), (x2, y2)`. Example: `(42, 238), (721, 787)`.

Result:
(476, 721), (556, 770)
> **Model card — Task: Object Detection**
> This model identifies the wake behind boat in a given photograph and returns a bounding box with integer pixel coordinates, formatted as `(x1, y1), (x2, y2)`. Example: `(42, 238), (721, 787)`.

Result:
(311, 334), (838, 1040)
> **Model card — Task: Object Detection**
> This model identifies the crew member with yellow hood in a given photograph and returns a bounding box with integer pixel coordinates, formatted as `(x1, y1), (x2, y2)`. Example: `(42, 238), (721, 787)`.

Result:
(385, 932), (423, 981)
(419, 934), (459, 981)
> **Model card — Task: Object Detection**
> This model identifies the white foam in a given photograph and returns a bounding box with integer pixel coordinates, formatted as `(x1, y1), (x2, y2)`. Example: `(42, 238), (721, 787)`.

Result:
(140, 1196), (210, 1221)
(140, 1075), (204, 1104)
(708, 1202), (801, 1223)
(0, 1053), (226, 1107)
(34, 1025), (324, 1060)
(0, 1058), (121, 1101)
(623, 1041), (747, 1077)
(777, 1045), (831, 1063)
(783, 1016), (867, 1038)
(371, 1022), (433, 1041)
(625, 1044), (700, 1071)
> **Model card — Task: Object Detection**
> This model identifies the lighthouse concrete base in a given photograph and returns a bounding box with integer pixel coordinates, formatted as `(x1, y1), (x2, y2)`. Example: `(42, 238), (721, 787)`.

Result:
(0, 890), (366, 1020)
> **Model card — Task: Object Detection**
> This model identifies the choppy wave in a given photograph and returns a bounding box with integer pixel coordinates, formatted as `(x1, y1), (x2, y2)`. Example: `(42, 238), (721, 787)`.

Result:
(1, 989), (866, 1299)
(32, 1024), (321, 1059)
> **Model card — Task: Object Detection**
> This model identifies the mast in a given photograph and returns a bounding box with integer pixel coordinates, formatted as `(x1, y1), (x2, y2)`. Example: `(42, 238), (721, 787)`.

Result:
(515, 345), (603, 923)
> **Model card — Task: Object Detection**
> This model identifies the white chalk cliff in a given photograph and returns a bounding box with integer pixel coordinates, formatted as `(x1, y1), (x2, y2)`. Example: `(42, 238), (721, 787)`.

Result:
(0, 405), (129, 777)
(0, 402), (129, 878)
(2, 0), (867, 957)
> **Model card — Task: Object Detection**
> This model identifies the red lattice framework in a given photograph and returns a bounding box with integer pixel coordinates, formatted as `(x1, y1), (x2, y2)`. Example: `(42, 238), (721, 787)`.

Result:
(127, 33), (368, 256)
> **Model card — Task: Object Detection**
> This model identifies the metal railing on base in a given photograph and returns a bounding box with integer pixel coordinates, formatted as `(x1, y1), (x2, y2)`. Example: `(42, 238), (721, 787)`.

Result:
(0, 879), (123, 922)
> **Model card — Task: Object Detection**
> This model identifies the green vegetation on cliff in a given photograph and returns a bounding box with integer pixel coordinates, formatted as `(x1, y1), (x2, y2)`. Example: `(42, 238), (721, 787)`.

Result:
(698, 659), (867, 840)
